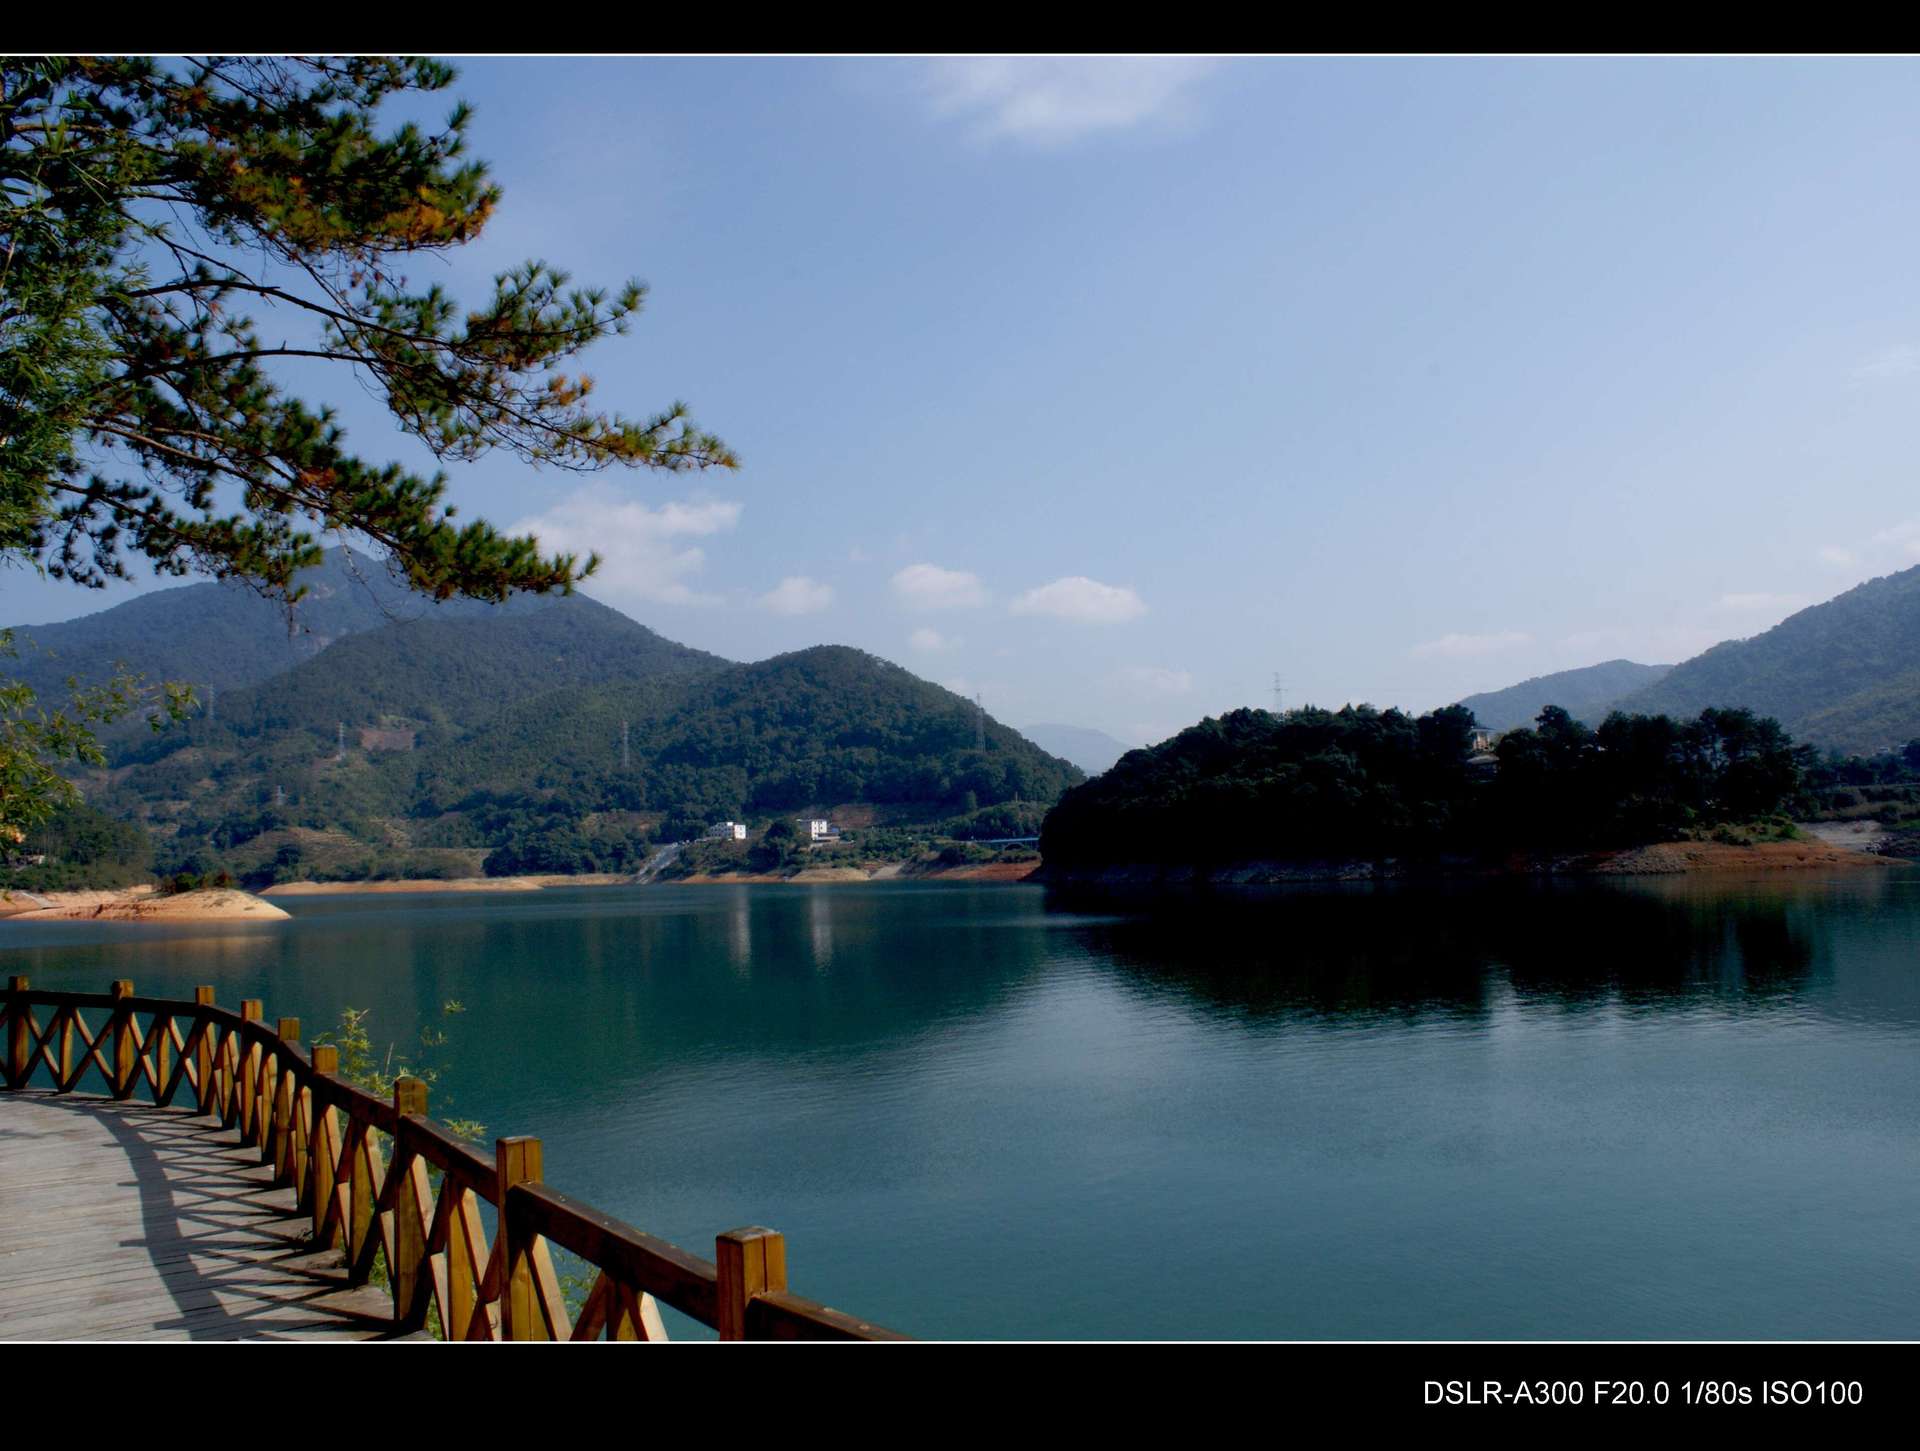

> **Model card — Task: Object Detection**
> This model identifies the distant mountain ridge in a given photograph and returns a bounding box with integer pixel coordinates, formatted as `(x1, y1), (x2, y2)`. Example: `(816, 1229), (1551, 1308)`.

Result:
(1457, 660), (1673, 733)
(1613, 564), (1920, 754)
(1022, 723), (1135, 775)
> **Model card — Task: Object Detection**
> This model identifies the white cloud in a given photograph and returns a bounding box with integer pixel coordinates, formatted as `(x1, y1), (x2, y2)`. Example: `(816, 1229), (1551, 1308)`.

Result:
(1412, 630), (1532, 659)
(909, 627), (958, 653)
(1117, 665), (1193, 695)
(759, 576), (834, 616)
(1854, 344), (1920, 381)
(1713, 591), (1810, 615)
(920, 56), (1220, 146)
(1009, 576), (1147, 624)
(507, 486), (740, 606)
(891, 563), (988, 610)
(1814, 518), (1920, 577)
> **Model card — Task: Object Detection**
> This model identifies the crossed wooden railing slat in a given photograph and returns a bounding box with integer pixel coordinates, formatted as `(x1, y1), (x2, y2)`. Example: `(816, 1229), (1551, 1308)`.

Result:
(2, 978), (905, 1342)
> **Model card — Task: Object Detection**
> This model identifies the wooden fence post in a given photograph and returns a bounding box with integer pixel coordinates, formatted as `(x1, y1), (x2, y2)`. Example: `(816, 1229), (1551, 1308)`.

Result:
(234, 1000), (262, 1132)
(192, 987), (216, 1114)
(5, 977), (27, 1090)
(345, 1112), (380, 1286)
(270, 1018), (299, 1183)
(716, 1226), (787, 1341)
(109, 980), (135, 1100)
(151, 1009), (171, 1102)
(56, 997), (73, 1093)
(308, 1043), (339, 1243)
(391, 1077), (430, 1328)
(496, 1135), (545, 1341)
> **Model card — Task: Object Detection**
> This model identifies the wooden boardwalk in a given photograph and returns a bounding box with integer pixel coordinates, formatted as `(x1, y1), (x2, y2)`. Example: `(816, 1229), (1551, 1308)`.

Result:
(0, 1091), (413, 1341)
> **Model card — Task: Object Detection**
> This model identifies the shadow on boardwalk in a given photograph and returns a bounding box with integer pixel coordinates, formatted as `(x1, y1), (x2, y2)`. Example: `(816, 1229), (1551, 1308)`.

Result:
(0, 1091), (413, 1340)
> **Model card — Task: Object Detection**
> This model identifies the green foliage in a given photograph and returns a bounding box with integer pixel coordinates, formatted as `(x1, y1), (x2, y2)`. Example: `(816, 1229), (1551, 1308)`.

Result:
(3, 796), (151, 887)
(314, 1000), (483, 1143)
(1041, 702), (1813, 866)
(1489, 705), (1809, 845)
(747, 817), (802, 873)
(940, 800), (1047, 839)
(2, 57), (732, 836)
(158, 867), (233, 894)
(0, 629), (187, 840)
(2, 57), (732, 601)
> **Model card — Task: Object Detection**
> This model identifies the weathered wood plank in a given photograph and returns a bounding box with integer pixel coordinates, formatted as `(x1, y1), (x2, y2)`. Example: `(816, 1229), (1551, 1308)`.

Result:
(0, 1091), (415, 1340)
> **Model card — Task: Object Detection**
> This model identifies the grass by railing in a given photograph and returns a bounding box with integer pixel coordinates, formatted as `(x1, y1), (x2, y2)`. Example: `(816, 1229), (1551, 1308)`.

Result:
(1, 977), (905, 1342)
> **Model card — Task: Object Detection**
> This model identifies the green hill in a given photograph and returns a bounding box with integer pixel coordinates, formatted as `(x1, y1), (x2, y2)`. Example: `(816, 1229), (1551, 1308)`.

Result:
(88, 608), (1081, 880)
(411, 644), (1082, 824)
(1457, 660), (1672, 733)
(1614, 565), (1920, 754)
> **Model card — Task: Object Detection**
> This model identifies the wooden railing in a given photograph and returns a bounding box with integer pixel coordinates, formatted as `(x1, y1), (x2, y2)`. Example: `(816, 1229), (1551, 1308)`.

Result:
(0, 978), (905, 1342)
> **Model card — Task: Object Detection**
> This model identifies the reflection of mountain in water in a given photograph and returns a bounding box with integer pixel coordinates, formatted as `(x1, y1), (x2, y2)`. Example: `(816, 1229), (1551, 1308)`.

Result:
(1045, 874), (1899, 1025)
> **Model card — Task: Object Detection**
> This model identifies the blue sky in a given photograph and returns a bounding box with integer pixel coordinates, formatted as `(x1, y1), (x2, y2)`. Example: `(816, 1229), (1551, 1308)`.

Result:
(11, 55), (1920, 744)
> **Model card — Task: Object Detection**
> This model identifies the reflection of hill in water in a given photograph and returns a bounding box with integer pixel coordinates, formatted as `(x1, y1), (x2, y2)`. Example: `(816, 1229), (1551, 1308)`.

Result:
(323, 885), (1059, 1082)
(1044, 874), (1901, 1024)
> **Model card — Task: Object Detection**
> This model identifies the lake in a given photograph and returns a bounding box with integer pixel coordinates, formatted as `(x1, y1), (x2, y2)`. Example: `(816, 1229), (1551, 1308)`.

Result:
(4, 871), (1918, 1340)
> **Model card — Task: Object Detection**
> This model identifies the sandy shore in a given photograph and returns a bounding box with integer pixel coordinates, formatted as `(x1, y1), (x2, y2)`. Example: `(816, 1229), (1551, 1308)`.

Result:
(1578, 840), (1891, 875)
(0, 886), (152, 919)
(1, 887), (290, 922)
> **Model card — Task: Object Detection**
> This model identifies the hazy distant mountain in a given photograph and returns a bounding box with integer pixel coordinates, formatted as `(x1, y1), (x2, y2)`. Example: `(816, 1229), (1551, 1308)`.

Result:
(1022, 723), (1134, 775)
(2, 547), (484, 700)
(1457, 660), (1673, 733)
(1614, 564), (1920, 754)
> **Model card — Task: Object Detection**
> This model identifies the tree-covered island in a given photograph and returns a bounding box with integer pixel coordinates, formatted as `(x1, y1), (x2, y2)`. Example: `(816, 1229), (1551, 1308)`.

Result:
(1037, 702), (1834, 879)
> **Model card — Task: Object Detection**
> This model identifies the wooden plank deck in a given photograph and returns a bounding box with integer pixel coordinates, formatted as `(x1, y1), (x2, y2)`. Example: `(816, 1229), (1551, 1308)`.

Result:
(0, 1091), (413, 1341)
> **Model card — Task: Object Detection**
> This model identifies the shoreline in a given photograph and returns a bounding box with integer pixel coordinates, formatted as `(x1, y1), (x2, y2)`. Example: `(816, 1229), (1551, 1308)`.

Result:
(8, 839), (1886, 916)
(261, 873), (635, 897)
(1034, 838), (1894, 888)
(262, 861), (1043, 894)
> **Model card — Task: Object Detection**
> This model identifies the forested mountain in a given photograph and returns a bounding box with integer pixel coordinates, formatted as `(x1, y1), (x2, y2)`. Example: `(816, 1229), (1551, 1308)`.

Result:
(82, 603), (1080, 880)
(1457, 660), (1672, 732)
(1023, 723), (1135, 775)
(407, 645), (1081, 829)
(3, 547), (490, 700)
(1613, 565), (1920, 754)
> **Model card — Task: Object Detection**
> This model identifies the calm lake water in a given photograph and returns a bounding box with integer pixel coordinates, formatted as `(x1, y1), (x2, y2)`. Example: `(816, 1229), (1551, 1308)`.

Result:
(5, 872), (1919, 1340)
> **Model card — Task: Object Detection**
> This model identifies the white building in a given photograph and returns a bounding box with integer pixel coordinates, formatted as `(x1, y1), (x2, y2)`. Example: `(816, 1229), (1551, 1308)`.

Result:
(802, 819), (840, 841)
(705, 821), (748, 841)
